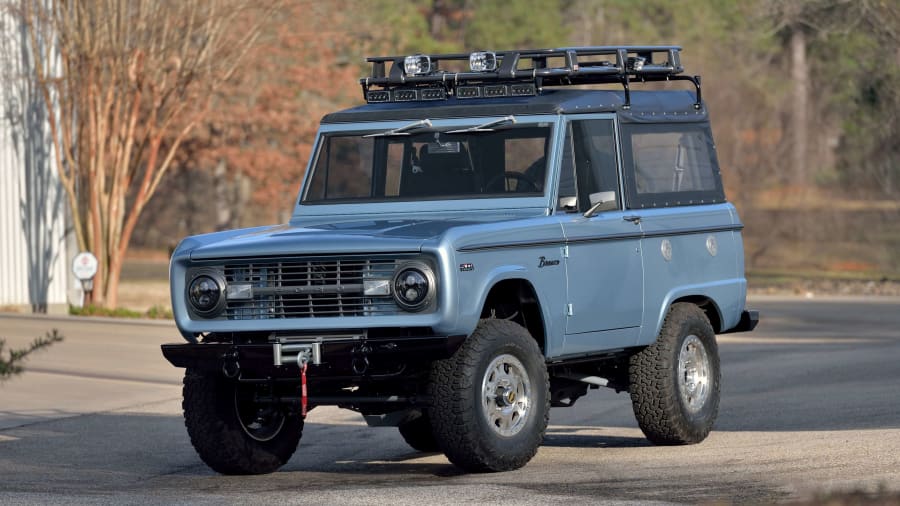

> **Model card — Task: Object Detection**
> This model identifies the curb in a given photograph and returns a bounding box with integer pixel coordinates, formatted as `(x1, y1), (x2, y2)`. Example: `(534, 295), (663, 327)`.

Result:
(0, 312), (175, 328)
(747, 294), (900, 304)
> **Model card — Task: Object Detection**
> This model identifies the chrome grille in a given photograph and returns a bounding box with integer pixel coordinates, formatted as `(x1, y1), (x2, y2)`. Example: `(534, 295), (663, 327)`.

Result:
(222, 258), (400, 320)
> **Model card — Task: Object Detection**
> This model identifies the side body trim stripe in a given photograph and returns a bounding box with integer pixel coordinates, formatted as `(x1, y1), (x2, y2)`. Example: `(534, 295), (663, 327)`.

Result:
(457, 224), (743, 252)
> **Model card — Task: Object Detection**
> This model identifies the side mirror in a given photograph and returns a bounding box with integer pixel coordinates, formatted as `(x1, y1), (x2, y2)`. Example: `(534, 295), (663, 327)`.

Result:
(558, 196), (578, 212)
(583, 191), (617, 218)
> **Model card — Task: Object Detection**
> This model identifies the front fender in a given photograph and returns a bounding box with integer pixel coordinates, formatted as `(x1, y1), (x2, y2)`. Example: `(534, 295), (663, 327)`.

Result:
(453, 251), (568, 358)
(455, 264), (524, 336)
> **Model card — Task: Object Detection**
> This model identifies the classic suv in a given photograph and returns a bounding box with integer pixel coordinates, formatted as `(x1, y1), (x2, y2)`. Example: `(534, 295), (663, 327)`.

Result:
(162, 46), (758, 475)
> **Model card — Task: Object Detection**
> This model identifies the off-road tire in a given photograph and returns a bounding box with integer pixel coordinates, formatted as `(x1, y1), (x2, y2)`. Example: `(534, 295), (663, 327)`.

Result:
(427, 318), (550, 472)
(629, 302), (720, 445)
(398, 413), (440, 452)
(183, 368), (303, 474)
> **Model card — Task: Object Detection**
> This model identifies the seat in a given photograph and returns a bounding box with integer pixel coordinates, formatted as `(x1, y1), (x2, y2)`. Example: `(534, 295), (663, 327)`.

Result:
(399, 143), (475, 197)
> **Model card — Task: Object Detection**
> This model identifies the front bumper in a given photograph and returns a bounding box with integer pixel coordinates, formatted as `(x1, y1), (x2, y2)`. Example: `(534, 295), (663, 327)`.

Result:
(161, 334), (465, 380)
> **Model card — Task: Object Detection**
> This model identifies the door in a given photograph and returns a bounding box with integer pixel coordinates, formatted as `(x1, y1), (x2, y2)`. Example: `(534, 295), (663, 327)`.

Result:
(559, 117), (644, 355)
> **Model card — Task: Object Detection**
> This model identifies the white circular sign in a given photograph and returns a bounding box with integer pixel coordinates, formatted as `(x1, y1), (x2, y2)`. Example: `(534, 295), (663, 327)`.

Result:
(72, 252), (99, 281)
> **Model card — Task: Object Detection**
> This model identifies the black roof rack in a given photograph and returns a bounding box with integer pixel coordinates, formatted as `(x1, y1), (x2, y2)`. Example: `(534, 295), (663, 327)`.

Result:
(360, 45), (701, 110)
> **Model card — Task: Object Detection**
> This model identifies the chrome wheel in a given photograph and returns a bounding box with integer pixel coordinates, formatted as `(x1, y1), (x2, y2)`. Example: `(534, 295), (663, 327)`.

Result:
(677, 334), (711, 413)
(481, 353), (531, 437)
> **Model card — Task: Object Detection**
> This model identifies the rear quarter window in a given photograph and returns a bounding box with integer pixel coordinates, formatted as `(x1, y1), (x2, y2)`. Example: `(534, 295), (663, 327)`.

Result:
(620, 123), (725, 208)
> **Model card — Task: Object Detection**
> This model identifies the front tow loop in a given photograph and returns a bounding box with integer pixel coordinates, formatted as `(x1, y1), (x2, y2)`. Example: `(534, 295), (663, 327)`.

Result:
(297, 351), (310, 418)
(221, 350), (240, 378)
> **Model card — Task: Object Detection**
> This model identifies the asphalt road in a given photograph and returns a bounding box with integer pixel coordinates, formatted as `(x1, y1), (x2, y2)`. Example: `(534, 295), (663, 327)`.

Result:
(1, 297), (899, 505)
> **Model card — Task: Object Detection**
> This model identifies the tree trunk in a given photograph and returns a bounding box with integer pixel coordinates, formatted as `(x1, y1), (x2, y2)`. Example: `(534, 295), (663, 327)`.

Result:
(790, 28), (808, 188)
(215, 159), (231, 230)
(106, 248), (122, 309)
(429, 0), (445, 39)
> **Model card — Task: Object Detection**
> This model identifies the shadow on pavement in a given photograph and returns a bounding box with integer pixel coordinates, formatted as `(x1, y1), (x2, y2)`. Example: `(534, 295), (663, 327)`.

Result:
(0, 410), (813, 505)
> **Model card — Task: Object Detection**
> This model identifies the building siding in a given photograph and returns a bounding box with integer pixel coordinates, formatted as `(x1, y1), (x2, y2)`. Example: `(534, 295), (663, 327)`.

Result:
(1, 5), (69, 312)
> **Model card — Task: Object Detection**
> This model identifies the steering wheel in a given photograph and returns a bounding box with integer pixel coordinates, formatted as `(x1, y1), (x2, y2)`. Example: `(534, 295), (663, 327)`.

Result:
(485, 171), (540, 193)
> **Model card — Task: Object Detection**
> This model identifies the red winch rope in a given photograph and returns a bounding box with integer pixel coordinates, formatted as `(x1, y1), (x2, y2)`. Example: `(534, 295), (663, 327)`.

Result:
(300, 362), (308, 418)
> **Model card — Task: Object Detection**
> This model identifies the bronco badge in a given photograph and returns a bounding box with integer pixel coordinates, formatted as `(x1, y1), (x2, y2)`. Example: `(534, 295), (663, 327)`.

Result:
(538, 256), (560, 268)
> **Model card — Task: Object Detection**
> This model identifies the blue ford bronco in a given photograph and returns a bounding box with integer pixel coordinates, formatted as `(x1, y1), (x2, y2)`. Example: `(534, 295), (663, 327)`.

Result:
(162, 46), (759, 474)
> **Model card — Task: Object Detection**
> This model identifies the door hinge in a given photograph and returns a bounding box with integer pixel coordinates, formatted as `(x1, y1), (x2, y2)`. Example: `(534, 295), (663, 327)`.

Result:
(562, 245), (569, 258)
(566, 303), (574, 316)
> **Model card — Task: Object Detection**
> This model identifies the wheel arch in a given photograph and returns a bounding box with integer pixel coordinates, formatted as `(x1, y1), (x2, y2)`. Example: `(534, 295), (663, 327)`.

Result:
(669, 295), (723, 333)
(640, 282), (739, 346)
(479, 278), (548, 354)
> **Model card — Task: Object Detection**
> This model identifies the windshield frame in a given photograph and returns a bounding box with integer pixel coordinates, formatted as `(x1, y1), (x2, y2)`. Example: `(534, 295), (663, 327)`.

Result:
(293, 114), (563, 218)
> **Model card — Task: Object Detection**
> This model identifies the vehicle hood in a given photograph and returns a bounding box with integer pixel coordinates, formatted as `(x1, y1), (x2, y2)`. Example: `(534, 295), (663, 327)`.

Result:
(187, 211), (542, 260)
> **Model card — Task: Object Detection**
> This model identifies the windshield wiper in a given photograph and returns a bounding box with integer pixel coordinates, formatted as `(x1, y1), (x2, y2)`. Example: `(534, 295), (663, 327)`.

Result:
(445, 116), (516, 134)
(363, 119), (432, 138)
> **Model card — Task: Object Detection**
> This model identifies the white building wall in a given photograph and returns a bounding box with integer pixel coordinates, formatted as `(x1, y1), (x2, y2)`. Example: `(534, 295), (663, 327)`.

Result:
(0, 5), (69, 313)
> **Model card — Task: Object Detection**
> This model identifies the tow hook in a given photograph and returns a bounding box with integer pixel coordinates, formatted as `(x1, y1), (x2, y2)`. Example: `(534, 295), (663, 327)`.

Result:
(221, 349), (240, 378)
(351, 344), (371, 375)
(351, 356), (369, 375)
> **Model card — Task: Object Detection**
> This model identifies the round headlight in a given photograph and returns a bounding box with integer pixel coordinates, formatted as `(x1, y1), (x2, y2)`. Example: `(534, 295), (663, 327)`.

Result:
(188, 275), (222, 314)
(392, 263), (435, 311)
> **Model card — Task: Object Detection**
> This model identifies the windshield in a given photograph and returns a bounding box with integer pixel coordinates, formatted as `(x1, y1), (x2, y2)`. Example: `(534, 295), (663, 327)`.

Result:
(302, 123), (551, 203)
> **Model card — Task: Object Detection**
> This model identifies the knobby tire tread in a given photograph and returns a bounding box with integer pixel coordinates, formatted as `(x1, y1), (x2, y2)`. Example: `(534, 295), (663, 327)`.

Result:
(183, 369), (302, 475)
(428, 319), (549, 472)
(628, 303), (720, 445)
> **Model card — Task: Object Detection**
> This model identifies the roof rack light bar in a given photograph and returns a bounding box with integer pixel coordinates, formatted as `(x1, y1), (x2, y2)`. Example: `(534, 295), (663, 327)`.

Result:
(359, 45), (700, 109)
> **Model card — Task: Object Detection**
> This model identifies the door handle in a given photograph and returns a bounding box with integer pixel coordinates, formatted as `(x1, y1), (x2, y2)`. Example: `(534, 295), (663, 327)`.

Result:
(623, 215), (641, 225)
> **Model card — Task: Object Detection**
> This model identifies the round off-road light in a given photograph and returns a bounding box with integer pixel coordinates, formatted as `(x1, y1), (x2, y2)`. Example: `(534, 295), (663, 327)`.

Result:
(392, 263), (435, 311)
(188, 275), (222, 314)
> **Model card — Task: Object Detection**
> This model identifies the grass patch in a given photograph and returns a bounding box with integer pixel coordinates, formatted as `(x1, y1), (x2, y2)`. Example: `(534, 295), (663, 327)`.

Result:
(145, 304), (174, 319)
(69, 304), (173, 320)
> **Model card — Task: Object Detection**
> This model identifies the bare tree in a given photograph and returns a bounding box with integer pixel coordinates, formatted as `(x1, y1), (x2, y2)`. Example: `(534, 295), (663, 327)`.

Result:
(15, 0), (272, 307)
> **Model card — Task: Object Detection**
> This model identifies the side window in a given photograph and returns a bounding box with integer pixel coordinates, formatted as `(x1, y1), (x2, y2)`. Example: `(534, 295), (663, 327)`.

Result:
(621, 123), (725, 208)
(567, 119), (620, 212)
(556, 126), (577, 209)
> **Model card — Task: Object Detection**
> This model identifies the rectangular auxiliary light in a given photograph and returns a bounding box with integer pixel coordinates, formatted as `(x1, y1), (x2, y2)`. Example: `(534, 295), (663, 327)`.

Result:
(469, 51), (497, 72)
(627, 56), (646, 72)
(404, 54), (432, 76)
(226, 283), (253, 300)
(367, 90), (391, 103)
(363, 279), (391, 296)
(420, 88), (447, 101)
(393, 89), (419, 102)
(509, 83), (537, 96)
(456, 86), (481, 99)
(483, 85), (508, 98)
